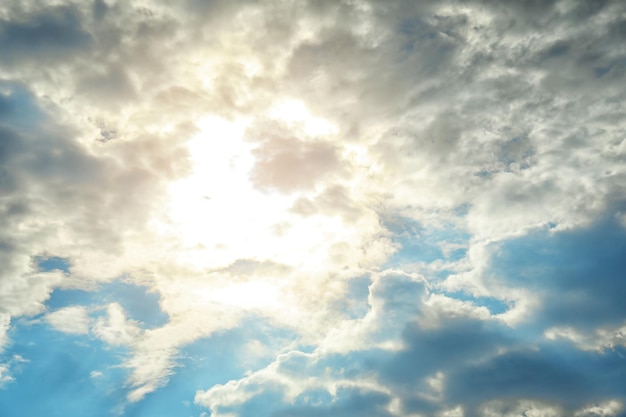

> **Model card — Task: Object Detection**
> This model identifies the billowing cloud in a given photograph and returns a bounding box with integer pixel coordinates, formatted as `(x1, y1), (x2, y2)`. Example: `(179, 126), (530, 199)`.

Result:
(1, 0), (626, 415)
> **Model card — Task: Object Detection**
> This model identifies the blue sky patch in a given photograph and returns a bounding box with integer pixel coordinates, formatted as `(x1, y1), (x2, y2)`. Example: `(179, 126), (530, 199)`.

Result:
(46, 280), (168, 329)
(436, 291), (509, 315)
(36, 256), (71, 273)
(0, 319), (129, 417)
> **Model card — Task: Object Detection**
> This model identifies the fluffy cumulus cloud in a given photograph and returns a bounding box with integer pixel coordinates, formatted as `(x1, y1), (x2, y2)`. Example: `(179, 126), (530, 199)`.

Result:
(1, 0), (626, 416)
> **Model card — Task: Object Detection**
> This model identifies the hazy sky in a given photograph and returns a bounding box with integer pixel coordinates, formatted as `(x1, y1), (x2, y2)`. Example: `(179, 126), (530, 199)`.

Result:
(1, 0), (626, 416)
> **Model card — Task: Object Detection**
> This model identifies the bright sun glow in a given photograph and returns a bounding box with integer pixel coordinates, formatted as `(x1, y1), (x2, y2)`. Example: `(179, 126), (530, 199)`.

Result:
(198, 281), (280, 310)
(268, 99), (338, 137)
(157, 103), (353, 278)
(164, 115), (293, 267)
(150, 106), (353, 315)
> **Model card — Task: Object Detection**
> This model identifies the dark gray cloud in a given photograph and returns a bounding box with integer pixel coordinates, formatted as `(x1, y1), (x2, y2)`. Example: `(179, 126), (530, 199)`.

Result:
(381, 318), (510, 386)
(445, 346), (626, 416)
(0, 5), (91, 66)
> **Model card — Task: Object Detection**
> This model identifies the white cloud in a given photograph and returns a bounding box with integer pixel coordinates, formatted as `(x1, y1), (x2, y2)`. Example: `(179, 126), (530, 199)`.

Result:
(0, 354), (28, 389)
(319, 270), (427, 354)
(0, 363), (14, 388)
(480, 399), (563, 417)
(90, 370), (103, 379)
(45, 306), (90, 335)
(545, 323), (626, 352)
(420, 293), (492, 327)
(92, 303), (142, 346)
(0, 314), (10, 353)
(575, 401), (624, 417)
(194, 348), (391, 417)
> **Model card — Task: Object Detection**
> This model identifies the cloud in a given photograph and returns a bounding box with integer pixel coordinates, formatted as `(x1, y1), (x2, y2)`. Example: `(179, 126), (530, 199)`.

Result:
(0, 363), (14, 388)
(272, 388), (395, 417)
(45, 306), (90, 335)
(250, 136), (342, 193)
(0, 355), (27, 389)
(0, 5), (92, 66)
(443, 346), (626, 417)
(484, 216), (626, 333)
(1, 0), (626, 415)
(92, 303), (142, 346)
(0, 78), (170, 345)
(89, 370), (103, 379)
(194, 258), (626, 417)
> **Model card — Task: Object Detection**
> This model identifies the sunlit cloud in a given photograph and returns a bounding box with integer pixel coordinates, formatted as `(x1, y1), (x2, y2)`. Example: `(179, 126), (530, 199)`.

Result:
(1, 0), (626, 415)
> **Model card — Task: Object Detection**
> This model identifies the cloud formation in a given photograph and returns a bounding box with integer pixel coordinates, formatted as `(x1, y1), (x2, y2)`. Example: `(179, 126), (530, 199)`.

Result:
(1, 0), (626, 416)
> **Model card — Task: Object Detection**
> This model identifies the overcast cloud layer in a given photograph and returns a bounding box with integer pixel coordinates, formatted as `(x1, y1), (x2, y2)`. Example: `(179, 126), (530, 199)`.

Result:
(1, 0), (626, 416)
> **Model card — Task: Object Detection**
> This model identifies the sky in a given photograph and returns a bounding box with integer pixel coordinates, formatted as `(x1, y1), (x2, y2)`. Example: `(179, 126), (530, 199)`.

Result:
(1, 0), (626, 416)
